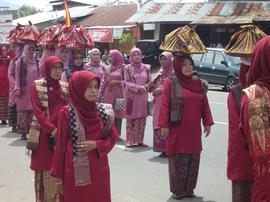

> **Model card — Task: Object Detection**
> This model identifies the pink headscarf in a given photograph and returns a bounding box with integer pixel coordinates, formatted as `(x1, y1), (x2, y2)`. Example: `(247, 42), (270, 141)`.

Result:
(129, 47), (143, 72)
(89, 48), (101, 67)
(158, 51), (174, 79)
(55, 47), (70, 68)
(109, 49), (124, 72)
(14, 44), (24, 59)
(40, 46), (55, 63)
(21, 44), (36, 65)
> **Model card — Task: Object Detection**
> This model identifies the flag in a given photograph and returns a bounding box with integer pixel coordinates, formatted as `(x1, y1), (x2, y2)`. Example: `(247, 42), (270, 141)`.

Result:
(64, 0), (71, 27)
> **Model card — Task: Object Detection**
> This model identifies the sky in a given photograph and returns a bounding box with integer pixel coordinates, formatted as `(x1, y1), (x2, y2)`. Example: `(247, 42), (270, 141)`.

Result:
(0, 0), (207, 10)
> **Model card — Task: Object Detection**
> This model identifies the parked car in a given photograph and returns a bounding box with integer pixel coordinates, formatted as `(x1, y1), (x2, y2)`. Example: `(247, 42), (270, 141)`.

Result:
(135, 39), (162, 69)
(192, 48), (240, 91)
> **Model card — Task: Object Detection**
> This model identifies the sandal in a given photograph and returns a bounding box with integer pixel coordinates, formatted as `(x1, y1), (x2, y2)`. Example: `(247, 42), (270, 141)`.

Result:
(125, 143), (133, 148)
(138, 143), (148, 147)
(21, 134), (27, 140)
(185, 194), (195, 198)
(172, 193), (184, 200)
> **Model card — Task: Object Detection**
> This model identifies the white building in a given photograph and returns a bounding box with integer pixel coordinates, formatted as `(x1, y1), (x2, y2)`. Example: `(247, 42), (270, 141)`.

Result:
(0, 7), (15, 34)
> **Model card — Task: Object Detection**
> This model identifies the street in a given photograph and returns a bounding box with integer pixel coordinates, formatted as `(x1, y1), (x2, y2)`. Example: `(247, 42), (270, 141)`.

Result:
(0, 87), (231, 202)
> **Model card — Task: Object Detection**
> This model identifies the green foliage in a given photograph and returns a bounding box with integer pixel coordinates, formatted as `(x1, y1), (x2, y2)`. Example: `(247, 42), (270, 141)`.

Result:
(16, 5), (39, 18)
(119, 33), (134, 45)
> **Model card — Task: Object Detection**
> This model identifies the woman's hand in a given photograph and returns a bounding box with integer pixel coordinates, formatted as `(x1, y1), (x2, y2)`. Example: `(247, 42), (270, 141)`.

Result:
(138, 86), (147, 94)
(204, 126), (211, 137)
(161, 128), (169, 138)
(77, 141), (97, 155)
(146, 82), (155, 92)
(15, 89), (21, 97)
(153, 89), (162, 96)
(51, 128), (57, 136)
(108, 80), (120, 87)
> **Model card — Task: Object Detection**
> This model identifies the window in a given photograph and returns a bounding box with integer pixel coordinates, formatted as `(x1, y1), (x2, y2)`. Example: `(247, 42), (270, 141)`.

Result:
(215, 52), (225, 65)
(202, 51), (214, 64)
(192, 54), (203, 62)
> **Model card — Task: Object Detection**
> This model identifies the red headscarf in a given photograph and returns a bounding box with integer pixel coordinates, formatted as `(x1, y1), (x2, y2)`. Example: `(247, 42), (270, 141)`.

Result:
(239, 63), (250, 87)
(247, 36), (270, 90)
(174, 55), (203, 94)
(43, 56), (65, 110)
(44, 56), (63, 86)
(69, 71), (103, 132)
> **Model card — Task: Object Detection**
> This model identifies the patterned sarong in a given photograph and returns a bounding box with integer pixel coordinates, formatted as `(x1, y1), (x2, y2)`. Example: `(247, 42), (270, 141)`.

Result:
(0, 96), (8, 120)
(168, 153), (200, 197)
(34, 171), (59, 202)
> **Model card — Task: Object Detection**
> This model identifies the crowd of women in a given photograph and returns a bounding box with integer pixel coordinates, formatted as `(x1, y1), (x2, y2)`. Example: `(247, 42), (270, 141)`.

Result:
(0, 23), (269, 202)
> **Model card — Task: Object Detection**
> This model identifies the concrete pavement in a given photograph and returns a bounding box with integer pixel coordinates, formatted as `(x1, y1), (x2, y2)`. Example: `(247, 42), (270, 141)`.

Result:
(0, 88), (231, 202)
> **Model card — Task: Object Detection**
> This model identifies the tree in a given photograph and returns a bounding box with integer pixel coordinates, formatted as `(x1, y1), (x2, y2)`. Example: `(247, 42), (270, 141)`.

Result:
(119, 33), (134, 53)
(16, 5), (39, 18)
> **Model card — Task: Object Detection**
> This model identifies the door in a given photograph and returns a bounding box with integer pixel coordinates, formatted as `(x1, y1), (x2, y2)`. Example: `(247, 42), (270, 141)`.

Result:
(211, 51), (229, 85)
(198, 51), (215, 83)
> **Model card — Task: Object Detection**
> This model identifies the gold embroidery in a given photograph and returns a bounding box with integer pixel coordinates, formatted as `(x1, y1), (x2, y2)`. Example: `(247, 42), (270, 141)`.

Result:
(245, 85), (270, 152)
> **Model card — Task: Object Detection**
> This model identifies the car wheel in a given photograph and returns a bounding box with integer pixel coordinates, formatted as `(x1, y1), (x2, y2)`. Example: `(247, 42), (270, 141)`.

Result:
(225, 77), (236, 91)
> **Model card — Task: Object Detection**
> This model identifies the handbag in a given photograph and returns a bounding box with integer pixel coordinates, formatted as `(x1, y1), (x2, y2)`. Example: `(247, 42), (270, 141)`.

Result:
(26, 118), (40, 151)
(114, 98), (125, 111)
(27, 108), (50, 151)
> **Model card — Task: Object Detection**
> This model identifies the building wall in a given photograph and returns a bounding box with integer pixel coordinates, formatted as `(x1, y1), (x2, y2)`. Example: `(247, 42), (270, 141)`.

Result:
(0, 13), (13, 34)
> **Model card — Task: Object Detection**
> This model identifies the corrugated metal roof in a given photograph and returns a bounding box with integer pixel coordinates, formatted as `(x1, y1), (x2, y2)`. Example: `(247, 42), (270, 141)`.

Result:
(126, 2), (270, 24)
(79, 4), (137, 27)
(13, 6), (95, 25)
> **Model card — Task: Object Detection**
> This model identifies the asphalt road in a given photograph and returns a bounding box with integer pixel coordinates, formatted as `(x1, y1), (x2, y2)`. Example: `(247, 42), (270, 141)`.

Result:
(0, 87), (231, 202)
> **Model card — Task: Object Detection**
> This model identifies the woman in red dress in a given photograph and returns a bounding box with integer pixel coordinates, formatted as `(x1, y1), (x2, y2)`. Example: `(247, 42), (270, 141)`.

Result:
(30, 56), (68, 201)
(0, 47), (10, 125)
(159, 55), (214, 199)
(227, 59), (254, 202)
(51, 71), (118, 202)
(241, 36), (270, 202)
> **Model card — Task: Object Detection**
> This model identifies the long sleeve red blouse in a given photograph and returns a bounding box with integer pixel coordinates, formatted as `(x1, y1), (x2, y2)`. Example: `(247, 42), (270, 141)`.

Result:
(159, 79), (214, 155)
(227, 92), (253, 181)
(51, 106), (118, 202)
(30, 82), (66, 171)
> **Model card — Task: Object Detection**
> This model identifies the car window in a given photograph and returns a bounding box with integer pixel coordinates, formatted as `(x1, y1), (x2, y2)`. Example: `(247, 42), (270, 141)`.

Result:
(202, 51), (214, 64)
(215, 52), (225, 65)
(192, 54), (203, 62)
(226, 55), (241, 65)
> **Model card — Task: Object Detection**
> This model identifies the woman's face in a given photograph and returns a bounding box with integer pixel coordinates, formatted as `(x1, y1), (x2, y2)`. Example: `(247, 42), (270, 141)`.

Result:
(91, 51), (100, 63)
(84, 79), (99, 102)
(60, 48), (69, 60)
(28, 46), (35, 58)
(159, 55), (169, 69)
(50, 62), (63, 80)
(132, 51), (141, 63)
(181, 58), (194, 77)
(73, 54), (83, 67)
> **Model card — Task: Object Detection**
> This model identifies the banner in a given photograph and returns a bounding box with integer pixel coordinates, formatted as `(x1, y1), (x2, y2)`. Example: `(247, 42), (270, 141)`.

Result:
(88, 28), (113, 43)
